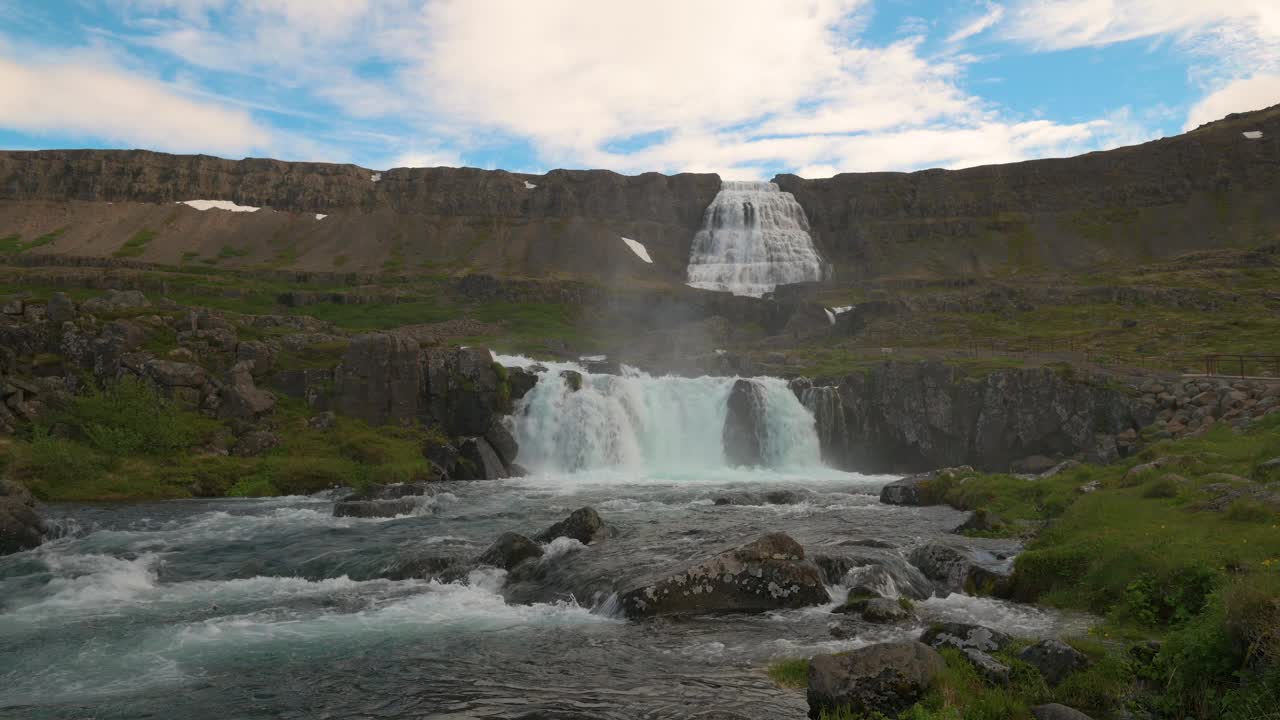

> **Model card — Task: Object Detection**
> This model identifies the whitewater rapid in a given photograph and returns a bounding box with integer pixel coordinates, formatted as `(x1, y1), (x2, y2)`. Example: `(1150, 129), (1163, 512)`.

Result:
(686, 180), (825, 297)
(0, 359), (1093, 719)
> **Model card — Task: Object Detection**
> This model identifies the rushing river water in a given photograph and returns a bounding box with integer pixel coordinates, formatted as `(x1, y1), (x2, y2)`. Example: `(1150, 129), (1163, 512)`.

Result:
(0, 359), (1090, 719)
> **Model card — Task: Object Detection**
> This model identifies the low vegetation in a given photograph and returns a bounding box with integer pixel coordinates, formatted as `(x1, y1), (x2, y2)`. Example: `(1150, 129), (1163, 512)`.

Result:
(113, 228), (157, 258)
(768, 415), (1280, 718)
(0, 378), (441, 501)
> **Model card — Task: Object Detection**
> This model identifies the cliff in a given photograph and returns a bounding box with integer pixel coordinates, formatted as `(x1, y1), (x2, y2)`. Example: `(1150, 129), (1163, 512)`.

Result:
(2, 105), (1278, 282)
(0, 151), (719, 279)
(776, 104), (1280, 281)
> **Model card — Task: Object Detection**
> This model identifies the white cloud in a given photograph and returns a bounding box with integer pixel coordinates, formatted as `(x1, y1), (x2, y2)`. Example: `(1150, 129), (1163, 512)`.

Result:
(0, 53), (270, 156)
(388, 149), (464, 169)
(1184, 75), (1280, 130)
(948, 3), (1005, 44)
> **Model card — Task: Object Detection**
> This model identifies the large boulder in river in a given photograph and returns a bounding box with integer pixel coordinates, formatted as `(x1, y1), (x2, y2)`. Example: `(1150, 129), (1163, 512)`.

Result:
(477, 532), (544, 570)
(908, 543), (1012, 596)
(723, 379), (767, 467)
(333, 498), (418, 518)
(534, 507), (610, 544)
(807, 641), (945, 719)
(0, 478), (46, 555)
(620, 532), (829, 618)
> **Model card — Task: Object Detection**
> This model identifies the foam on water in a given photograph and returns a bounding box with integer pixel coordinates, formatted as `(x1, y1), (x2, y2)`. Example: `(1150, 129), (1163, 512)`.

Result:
(686, 180), (825, 297)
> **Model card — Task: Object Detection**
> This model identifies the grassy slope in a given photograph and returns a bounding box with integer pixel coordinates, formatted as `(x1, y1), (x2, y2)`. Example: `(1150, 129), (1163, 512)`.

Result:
(769, 416), (1280, 719)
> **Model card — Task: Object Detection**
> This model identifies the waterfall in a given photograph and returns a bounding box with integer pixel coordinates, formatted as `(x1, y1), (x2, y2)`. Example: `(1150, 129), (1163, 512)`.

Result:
(686, 180), (825, 297)
(499, 356), (822, 474)
(795, 382), (847, 467)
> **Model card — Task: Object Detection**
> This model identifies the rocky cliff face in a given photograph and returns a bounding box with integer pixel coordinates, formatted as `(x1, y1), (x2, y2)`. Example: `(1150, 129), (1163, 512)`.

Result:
(798, 362), (1142, 473)
(4, 105), (1279, 283)
(776, 104), (1280, 281)
(0, 150), (719, 279)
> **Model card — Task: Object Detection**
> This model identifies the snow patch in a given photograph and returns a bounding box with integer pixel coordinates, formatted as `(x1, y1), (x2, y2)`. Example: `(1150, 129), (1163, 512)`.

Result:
(178, 200), (260, 213)
(1243, 130), (1263, 139)
(315, 213), (327, 221)
(621, 236), (653, 263)
(523, 180), (537, 189)
(370, 172), (382, 182)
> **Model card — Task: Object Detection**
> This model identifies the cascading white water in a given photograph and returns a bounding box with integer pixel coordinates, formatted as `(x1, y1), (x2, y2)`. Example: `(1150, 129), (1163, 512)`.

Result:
(686, 180), (825, 297)
(498, 356), (821, 474)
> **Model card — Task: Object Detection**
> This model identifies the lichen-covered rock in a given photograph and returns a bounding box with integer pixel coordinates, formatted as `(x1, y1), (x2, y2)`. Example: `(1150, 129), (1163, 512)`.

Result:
(806, 642), (945, 719)
(476, 532), (544, 571)
(45, 292), (75, 325)
(879, 472), (938, 506)
(919, 623), (1013, 653)
(964, 648), (1012, 685)
(1018, 639), (1090, 686)
(534, 507), (610, 545)
(143, 359), (208, 388)
(620, 532), (829, 618)
(723, 379), (767, 467)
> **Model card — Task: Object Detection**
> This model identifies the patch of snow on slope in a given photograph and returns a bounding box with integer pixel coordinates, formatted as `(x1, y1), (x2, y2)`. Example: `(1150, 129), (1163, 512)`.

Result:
(315, 214), (328, 221)
(178, 200), (260, 213)
(621, 237), (652, 263)
(1243, 131), (1263, 139)
(524, 181), (537, 189)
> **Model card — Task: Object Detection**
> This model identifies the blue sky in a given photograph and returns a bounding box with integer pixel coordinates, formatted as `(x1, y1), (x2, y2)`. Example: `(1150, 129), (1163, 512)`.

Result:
(1, 1), (1277, 179)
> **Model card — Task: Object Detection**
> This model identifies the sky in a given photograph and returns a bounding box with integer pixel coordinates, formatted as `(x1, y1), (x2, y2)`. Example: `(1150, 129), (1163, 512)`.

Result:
(1, 0), (1278, 179)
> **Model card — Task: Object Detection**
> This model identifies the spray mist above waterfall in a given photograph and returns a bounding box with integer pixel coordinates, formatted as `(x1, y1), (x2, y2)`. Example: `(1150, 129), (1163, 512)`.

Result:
(685, 180), (825, 297)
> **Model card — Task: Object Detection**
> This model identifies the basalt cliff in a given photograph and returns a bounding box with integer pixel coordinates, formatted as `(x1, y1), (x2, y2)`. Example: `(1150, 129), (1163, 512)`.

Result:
(2, 104), (1278, 282)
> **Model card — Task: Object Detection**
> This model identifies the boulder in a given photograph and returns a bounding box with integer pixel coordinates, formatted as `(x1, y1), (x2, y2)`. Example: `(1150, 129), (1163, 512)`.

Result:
(879, 472), (939, 506)
(534, 507), (610, 544)
(455, 436), (509, 480)
(919, 623), (1012, 653)
(307, 412), (337, 431)
(908, 543), (1011, 596)
(620, 532), (829, 618)
(1018, 639), (1089, 686)
(713, 489), (810, 506)
(347, 482), (431, 501)
(952, 509), (1007, 535)
(861, 597), (914, 624)
(1032, 704), (1095, 720)
(0, 479), (45, 556)
(425, 346), (511, 436)
(1, 298), (23, 315)
(484, 419), (519, 467)
(236, 341), (278, 379)
(45, 292), (76, 324)
(143, 359), (208, 388)
(964, 649), (1012, 685)
(218, 362), (276, 421)
(332, 498), (418, 518)
(559, 369), (584, 392)
(476, 532), (544, 570)
(231, 430), (280, 458)
(81, 289), (150, 314)
(1012, 455), (1058, 474)
(806, 642), (945, 719)
(507, 366), (539, 401)
(723, 379), (767, 466)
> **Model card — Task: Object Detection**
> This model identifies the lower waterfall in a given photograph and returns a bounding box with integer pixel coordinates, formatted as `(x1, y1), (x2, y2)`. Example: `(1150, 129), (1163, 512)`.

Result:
(499, 356), (822, 474)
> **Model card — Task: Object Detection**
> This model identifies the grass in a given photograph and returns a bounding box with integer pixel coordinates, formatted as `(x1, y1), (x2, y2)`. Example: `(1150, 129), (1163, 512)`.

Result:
(0, 228), (66, 255)
(113, 228), (157, 258)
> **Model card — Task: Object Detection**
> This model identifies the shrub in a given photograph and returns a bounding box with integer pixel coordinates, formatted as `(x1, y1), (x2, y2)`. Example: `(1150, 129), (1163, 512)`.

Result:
(260, 456), (350, 495)
(26, 427), (107, 495)
(1224, 500), (1275, 523)
(1141, 476), (1181, 499)
(56, 376), (215, 457)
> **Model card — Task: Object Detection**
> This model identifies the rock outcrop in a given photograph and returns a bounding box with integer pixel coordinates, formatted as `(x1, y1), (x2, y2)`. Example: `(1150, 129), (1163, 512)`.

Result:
(809, 362), (1140, 473)
(0, 478), (45, 555)
(534, 507), (611, 545)
(723, 379), (768, 467)
(1018, 639), (1090, 686)
(919, 623), (1013, 653)
(620, 532), (829, 618)
(807, 642), (945, 719)
(477, 532), (545, 571)
(908, 543), (1012, 597)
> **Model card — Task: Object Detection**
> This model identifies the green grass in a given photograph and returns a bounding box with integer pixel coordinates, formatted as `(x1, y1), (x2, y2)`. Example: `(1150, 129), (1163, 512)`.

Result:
(0, 227), (66, 255)
(767, 658), (809, 688)
(217, 244), (252, 259)
(113, 228), (157, 258)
